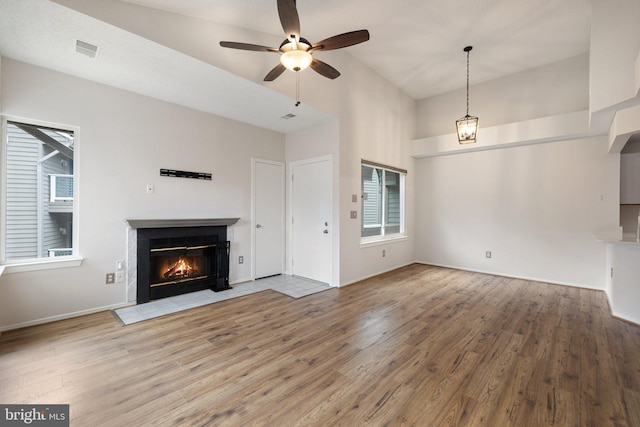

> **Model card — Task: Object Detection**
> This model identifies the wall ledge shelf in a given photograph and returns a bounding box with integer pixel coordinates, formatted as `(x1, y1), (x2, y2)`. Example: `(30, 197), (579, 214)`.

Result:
(412, 110), (593, 158)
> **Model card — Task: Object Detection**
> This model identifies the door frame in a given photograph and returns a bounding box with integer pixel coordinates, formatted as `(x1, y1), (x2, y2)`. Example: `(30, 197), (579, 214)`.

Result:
(287, 155), (334, 285)
(251, 158), (285, 280)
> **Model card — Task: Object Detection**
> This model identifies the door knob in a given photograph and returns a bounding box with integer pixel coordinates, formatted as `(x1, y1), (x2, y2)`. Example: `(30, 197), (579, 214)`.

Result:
(323, 229), (329, 234)
(256, 224), (262, 228)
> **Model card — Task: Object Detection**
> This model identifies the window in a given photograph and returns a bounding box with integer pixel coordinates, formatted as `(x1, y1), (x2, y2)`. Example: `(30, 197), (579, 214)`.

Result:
(361, 161), (405, 241)
(2, 120), (76, 262)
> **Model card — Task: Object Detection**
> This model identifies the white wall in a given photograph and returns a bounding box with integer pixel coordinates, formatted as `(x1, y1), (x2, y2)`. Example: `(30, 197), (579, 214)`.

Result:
(280, 59), (418, 287)
(416, 54), (589, 138)
(412, 37), (625, 291)
(53, 0), (419, 289)
(335, 60), (417, 286)
(589, 0), (640, 112)
(285, 119), (341, 286)
(620, 152), (640, 204)
(414, 135), (619, 288)
(0, 59), (285, 331)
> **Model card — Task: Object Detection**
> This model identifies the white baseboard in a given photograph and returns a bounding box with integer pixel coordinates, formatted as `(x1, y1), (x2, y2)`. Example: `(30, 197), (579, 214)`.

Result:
(0, 302), (129, 333)
(414, 260), (604, 291)
(230, 277), (253, 286)
(339, 262), (415, 287)
(604, 288), (640, 326)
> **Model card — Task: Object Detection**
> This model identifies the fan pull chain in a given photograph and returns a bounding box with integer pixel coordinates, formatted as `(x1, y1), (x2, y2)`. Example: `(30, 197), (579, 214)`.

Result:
(295, 72), (301, 107)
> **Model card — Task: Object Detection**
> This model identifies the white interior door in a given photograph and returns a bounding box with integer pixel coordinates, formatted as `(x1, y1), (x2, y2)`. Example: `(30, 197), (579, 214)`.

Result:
(253, 159), (284, 279)
(291, 157), (332, 284)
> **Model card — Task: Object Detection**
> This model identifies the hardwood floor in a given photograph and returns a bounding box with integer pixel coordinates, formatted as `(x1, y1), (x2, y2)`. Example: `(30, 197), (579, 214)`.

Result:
(1, 264), (639, 426)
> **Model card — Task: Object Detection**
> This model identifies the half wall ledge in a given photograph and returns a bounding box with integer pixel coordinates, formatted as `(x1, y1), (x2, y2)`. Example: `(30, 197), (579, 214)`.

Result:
(126, 218), (240, 229)
(411, 110), (591, 158)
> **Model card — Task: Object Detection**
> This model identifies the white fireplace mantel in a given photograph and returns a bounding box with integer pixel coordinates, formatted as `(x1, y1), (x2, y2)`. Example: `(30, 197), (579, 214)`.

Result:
(126, 218), (240, 229)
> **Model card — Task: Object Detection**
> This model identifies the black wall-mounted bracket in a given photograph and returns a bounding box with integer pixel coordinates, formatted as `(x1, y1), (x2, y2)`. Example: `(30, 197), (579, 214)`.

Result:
(160, 169), (212, 180)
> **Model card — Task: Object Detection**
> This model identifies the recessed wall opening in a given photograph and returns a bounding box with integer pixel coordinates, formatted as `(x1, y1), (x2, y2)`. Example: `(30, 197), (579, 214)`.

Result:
(620, 134), (640, 238)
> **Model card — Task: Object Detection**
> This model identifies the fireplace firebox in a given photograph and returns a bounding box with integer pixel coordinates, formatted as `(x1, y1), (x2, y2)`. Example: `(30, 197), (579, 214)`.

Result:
(136, 225), (231, 303)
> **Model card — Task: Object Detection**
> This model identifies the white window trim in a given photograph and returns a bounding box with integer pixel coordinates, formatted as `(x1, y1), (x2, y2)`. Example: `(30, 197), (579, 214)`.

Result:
(1, 257), (83, 275)
(360, 160), (407, 244)
(360, 233), (408, 248)
(0, 115), (83, 274)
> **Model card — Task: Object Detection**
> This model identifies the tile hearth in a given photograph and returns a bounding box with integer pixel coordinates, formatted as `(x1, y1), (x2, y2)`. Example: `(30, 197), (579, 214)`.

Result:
(114, 275), (331, 325)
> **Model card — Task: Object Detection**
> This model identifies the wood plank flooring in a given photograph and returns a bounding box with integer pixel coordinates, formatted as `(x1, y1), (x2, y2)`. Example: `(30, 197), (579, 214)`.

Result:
(1, 264), (639, 426)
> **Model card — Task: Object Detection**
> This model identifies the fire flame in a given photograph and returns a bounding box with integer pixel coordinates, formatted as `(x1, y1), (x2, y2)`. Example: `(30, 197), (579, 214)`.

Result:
(163, 257), (198, 280)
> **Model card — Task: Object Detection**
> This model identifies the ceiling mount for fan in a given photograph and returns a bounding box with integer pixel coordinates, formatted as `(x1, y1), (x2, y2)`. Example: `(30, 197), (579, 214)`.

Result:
(220, 0), (370, 81)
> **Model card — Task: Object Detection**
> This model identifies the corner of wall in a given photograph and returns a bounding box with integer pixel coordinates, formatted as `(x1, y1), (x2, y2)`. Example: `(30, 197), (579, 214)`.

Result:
(589, 0), (640, 113)
(608, 104), (640, 153)
(0, 55), (3, 113)
(635, 49), (640, 96)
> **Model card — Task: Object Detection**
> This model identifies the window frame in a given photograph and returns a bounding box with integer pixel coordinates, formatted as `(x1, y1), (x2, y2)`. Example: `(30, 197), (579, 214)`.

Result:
(360, 160), (407, 246)
(0, 116), (82, 274)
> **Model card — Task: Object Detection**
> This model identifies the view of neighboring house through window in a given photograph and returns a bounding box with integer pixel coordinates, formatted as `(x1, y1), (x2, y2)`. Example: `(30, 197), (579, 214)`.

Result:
(3, 121), (75, 260)
(361, 162), (405, 240)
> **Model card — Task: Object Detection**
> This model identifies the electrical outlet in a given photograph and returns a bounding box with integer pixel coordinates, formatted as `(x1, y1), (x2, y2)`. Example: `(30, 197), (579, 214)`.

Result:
(382, 249), (386, 258)
(239, 256), (244, 264)
(486, 251), (492, 259)
(106, 273), (115, 284)
(350, 210), (357, 219)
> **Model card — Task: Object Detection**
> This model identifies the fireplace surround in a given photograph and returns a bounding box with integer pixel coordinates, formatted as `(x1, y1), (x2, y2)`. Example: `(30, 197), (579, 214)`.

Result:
(126, 218), (239, 304)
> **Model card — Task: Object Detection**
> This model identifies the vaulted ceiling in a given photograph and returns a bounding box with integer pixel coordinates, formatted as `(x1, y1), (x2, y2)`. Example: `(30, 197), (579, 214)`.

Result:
(0, 0), (591, 133)
(119, 0), (591, 99)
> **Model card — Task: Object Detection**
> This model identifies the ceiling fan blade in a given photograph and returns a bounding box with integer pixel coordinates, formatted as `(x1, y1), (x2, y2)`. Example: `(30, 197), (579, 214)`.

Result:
(220, 41), (279, 52)
(312, 30), (370, 52)
(277, 0), (300, 40)
(310, 58), (341, 79)
(264, 63), (287, 81)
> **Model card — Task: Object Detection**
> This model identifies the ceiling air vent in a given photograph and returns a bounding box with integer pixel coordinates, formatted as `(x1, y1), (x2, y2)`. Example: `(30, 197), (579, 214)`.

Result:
(281, 113), (297, 120)
(75, 39), (98, 58)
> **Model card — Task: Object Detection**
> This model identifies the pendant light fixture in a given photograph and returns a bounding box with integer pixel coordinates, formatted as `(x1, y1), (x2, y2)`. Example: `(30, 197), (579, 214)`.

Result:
(456, 46), (479, 144)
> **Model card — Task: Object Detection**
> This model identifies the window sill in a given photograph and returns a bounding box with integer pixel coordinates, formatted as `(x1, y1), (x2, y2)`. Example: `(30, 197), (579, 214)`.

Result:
(360, 234), (408, 248)
(0, 257), (84, 276)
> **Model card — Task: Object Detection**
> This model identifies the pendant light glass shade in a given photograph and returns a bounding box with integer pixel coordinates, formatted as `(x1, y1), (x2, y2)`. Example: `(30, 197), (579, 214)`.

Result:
(456, 115), (479, 144)
(457, 46), (478, 144)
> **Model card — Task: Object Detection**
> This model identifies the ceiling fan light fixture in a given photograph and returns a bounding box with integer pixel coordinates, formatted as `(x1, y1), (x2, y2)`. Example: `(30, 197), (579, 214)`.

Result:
(219, 2), (369, 82)
(280, 48), (312, 72)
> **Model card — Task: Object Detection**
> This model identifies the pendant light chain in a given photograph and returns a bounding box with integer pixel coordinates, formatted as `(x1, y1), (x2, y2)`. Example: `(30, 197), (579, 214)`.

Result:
(465, 48), (470, 116)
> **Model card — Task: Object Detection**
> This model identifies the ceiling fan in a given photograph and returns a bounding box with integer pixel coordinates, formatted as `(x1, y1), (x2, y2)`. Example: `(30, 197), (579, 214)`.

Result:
(220, 0), (370, 82)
